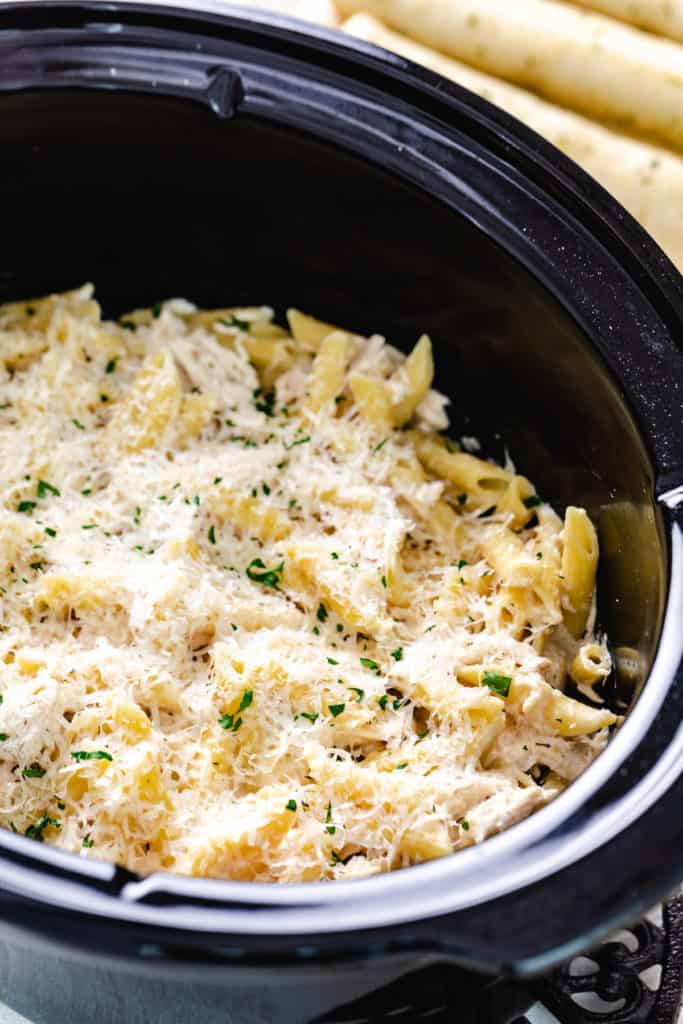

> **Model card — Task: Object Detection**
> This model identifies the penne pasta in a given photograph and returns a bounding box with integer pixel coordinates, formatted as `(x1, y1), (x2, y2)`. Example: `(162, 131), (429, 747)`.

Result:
(561, 506), (599, 637)
(0, 286), (616, 883)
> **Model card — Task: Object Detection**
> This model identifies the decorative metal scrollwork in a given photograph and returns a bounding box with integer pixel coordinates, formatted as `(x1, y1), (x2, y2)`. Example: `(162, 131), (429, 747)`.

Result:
(314, 896), (683, 1024)
(535, 897), (683, 1024)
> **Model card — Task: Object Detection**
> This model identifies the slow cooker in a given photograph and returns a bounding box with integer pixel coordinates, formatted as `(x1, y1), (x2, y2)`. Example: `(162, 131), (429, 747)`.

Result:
(0, 3), (682, 1021)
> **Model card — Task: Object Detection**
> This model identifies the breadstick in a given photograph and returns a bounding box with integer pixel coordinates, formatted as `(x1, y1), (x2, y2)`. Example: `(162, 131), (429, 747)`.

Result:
(343, 13), (683, 271)
(568, 0), (683, 43)
(336, 0), (683, 151)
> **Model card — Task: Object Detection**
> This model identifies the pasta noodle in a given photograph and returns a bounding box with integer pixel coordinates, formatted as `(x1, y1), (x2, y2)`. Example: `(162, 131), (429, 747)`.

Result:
(0, 285), (616, 882)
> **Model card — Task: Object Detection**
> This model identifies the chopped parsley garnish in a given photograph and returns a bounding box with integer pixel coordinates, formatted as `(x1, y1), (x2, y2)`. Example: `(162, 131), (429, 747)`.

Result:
(246, 557), (284, 589)
(378, 694), (389, 710)
(191, 494), (200, 506)
(29, 561), (43, 571)
(100, 393), (109, 403)
(523, 495), (543, 509)
(285, 435), (311, 450)
(262, 483), (271, 496)
(328, 703), (345, 718)
(457, 493), (467, 505)
(536, 552), (543, 559)
(360, 657), (379, 672)
(72, 418), (86, 430)
(327, 657), (338, 665)
(326, 825), (336, 835)
(220, 314), (250, 332)
(392, 698), (404, 711)
(390, 648), (403, 661)
(381, 575), (387, 589)
(0, 734), (7, 742)
(81, 488), (92, 496)
(373, 438), (388, 454)
(253, 388), (276, 417)
(459, 819), (470, 831)
(482, 671), (512, 698)
(18, 500), (36, 514)
(457, 559), (468, 569)
(285, 799), (297, 812)
(316, 603), (328, 623)
(330, 552), (339, 560)
(71, 750), (112, 762)
(25, 815), (59, 841)
(349, 687), (364, 702)
(417, 729), (429, 740)
(394, 762), (408, 771)
(105, 359), (117, 374)
(208, 525), (216, 544)
(82, 836), (95, 848)
(325, 802), (333, 823)
(81, 523), (97, 530)
(219, 689), (253, 732)
(238, 690), (254, 713)
(299, 711), (319, 723)
(425, 624), (436, 633)
(213, 477), (222, 485)
(22, 765), (46, 779)
(151, 302), (162, 319)
(121, 320), (136, 331)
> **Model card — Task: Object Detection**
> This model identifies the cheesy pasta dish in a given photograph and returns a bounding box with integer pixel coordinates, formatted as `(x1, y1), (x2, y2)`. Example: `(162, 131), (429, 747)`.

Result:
(0, 285), (616, 881)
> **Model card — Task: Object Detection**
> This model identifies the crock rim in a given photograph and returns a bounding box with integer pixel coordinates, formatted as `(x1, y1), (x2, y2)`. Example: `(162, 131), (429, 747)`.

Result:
(0, 0), (681, 974)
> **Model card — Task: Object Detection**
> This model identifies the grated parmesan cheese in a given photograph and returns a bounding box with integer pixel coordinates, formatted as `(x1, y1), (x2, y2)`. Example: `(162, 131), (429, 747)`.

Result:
(0, 286), (616, 881)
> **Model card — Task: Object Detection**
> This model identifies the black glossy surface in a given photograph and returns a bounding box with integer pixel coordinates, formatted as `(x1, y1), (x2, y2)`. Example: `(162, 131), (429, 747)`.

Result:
(0, 0), (680, 981)
(0, 91), (666, 679)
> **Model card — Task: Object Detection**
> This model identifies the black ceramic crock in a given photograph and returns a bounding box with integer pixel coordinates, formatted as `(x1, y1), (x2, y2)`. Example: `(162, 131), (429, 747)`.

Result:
(0, 1), (682, 1016)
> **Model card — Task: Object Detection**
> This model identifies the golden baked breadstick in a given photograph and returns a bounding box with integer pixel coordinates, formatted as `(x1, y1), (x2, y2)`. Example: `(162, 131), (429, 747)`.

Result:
(568, 0), (683, 43)
(337, 0), (683, 151)
(343, 13), (683, 270)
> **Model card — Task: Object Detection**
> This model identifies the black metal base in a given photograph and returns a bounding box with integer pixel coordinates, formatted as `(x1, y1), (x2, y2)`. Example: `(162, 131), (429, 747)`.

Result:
(316, 896), (683, 1024)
